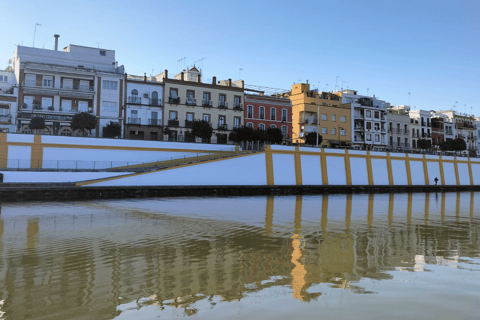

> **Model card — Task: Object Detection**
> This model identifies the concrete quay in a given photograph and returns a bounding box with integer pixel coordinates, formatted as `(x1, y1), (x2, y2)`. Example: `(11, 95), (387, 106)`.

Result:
(1, 184), (479, 203)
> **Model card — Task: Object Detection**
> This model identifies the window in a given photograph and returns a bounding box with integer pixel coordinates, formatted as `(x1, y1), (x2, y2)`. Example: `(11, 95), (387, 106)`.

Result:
(101, 101), (117, 112)
(203, 92), (211, 105)
(0, 105), (9, 116)
(131, 110), (138, 118)
(234, 117), (241, 128)
(100, 50), (106, 56)
(43, 76), (53, 87)
(282, 109), (287, 122)
(374, 111), (380, 119)
(79, 80), (90, 91)
(131, 89), (138, 96)
(247, 122), (253, 129)
(63, 78), (73, 89)
(25, 74), (36, 86)
(41, 97), (52, 109)
(321, 127), (327, 134)
(341, 129), (346, 136)
(0, 76), (6, 82)
(366, 134), (372, 141)
(169, 111), (177, 120)
(321, 114), (327, 121)
(187, 90), (195, 105)
(340, 116), (346, 122)
(170, 88), (178, 99)
(234, 96), (241, 107)
(186, 113), (194, 121)
(332, 115), (336, 122)
(219, 94), (226, 107)
(375, 135), (380, 142)
(332, 128), (336, 135)
(78, 101), (88, 112)
(259, 124), (265, 130)
(203, 114), (210, 122)
(247, 105), (253, 118)
(103, 80), (117, 90)
(281, 126), (287, 136)
(259, 106), (265, 119)
(270, 108), (276, 121)
(270, 124), (277, 129)
(61, 99), (72, 112)
(366, 110), (371, 118)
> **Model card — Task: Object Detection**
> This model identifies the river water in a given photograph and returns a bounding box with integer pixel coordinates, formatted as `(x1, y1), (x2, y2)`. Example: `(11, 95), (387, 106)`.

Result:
(0, 192), (479, 319)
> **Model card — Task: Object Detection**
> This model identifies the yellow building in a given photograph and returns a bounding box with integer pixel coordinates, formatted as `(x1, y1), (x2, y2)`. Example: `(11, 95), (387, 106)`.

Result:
(288, 83), (351, 147)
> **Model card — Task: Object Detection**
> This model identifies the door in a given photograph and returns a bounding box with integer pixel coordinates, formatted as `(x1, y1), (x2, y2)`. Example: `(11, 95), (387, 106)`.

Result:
(151, 111), (158, 125)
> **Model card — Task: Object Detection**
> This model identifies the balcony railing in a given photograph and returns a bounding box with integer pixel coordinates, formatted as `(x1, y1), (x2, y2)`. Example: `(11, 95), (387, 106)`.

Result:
(185, 120), (194, 128)
(202, 100), (213, 107)
(233, 123), (240, 129)
(148, 118), (162, 126)
(168, 119), (179, 127)
(404, 129), (410, 134)
(355, 126), (365, 131)
(23, 80), (37, 86)
(446, 130), (453, 135)
(233, 103), (243, 110)
(149, 98), (162, 106)
(354, 114), (364, 119)
(127, 117), (141, 125)
(186, 98), (196, 106)
(128, 96), (142, 104)
(61, 84), (94, 91)
(218, 102), (228, 109)
(32, 103), (42, 110)
(0, 115), (12, 122)
(396, 129), (402, 134)
(168, 97), (180, 104)
(218, 124), (228, 131)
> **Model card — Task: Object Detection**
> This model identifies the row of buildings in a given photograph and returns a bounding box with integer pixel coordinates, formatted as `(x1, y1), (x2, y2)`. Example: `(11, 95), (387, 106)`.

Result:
(0, 35), (478, 153)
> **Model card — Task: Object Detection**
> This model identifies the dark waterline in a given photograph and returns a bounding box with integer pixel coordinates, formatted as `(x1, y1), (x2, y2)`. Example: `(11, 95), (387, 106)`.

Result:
(0, 192), (479, 319)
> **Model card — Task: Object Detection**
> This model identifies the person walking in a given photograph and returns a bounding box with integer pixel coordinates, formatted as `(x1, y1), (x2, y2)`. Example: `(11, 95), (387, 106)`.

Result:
(434, 177), (439, 185)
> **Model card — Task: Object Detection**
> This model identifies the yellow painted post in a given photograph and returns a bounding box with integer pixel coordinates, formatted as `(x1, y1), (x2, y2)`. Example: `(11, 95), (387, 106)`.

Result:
(423, 155), (429, 185)
(345, 194), (352, 230)
(344, 150), (352, 185)
(405, 154), (413, 186)
(439, 156), (445, 185)
(31, 135), (43, 169)
(294, 146), (302, 186)
(321, 194), (328, 232)
(468, 157), (474, 185)
(320, 149), (328, 185)
(265, 145), (274, 185)
(454, 157), (460, 186)
(386, 152), (394, 186)
(366, 151), (374, 186)
(294, 195), (302, 234)
(0, 133), (7, 168)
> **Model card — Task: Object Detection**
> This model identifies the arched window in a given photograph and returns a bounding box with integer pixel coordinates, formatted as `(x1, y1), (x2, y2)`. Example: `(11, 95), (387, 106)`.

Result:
(151, 91), (159, 105)
(247, 122), (253, 128)
(270, 124), (277, 129)
(259, 123), (265, 130)
(259, 106), (265, 119)
(131, 89), (138, 96)
(270, 108), (276, 121)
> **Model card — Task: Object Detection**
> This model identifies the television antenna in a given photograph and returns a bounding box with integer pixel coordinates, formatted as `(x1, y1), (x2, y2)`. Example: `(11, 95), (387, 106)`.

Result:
(367, 88), (369, 96)
(408, 92), (411, 106)
(325, 84), (329, 92)
(335, 76), (339, 92)
(239, 68), (243, 79)
(341, 80), (346, 91)
(33, 23), (42, 48)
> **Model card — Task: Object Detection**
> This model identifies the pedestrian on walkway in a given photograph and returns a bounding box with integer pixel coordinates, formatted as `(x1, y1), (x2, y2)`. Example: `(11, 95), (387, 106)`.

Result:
(434, 177), (439, 185)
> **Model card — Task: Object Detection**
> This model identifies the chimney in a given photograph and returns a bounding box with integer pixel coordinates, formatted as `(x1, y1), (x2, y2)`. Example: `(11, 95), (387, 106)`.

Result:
(306, 80), (309, 84)
(241, 80), (244, 89)
(164, 69), (168, 79)
(54, 34), (60, 51)
(180, 72), (184, 81)
(144, 73), (147, 82)
(196, 74), (201, 83)
(212, 76), (216, 85)
(228, 78), (232, 87)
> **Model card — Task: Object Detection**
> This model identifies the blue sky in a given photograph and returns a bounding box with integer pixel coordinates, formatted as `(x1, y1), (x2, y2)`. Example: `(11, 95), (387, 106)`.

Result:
(2, 0), (479, 114)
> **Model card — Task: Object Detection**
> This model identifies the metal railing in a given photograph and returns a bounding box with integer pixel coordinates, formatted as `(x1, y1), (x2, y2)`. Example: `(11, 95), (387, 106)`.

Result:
(127, 117), (141, 125)
(148, 118), (162, 126)
(149, 98), (162, 106)
(128, 96), (142, 104)
(218, 124), (228, 131)
(168, 119), (179, 127)
(218, 102), (228, 108)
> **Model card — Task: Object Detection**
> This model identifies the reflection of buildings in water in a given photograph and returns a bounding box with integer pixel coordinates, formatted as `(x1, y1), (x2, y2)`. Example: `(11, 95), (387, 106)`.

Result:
(0, 192), (479, 318)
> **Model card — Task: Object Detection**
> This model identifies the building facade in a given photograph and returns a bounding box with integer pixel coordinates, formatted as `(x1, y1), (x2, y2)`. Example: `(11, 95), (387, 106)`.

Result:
(437, 110), (477, 153)
(124, 74), (164, 140)
(244, 93), (292, 143)
(430, 112), (445, 149)
(13, 37), (124, 137)
(156, 67), (244, 144)
(0, 70), (18, 132)
(386, 105), (411, 150)
(338, 90), (388, 150)
(289, 83), (350, 147)
(409, 109), (432, 149)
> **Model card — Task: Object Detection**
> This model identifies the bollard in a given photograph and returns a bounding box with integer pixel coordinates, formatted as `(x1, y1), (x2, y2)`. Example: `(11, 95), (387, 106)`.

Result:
(0, 173), (3, 183)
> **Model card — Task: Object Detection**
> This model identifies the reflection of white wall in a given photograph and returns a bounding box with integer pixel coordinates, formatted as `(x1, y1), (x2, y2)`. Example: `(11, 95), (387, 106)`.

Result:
(471, 164), (480, 185)
(410, 161), (425, 185)
(443, 162), (456, 185)
(326, 156), (346, 185)
(273, 154), (295, 185)
(8, 146), (31, 168)
(350, 158), (368, 185)
(300, 155), (322, 185)
(427, 162), (441, 185)
(371, 159), (389, 185)
(457, 163), (470, 185)
(391, 160), (408, 185)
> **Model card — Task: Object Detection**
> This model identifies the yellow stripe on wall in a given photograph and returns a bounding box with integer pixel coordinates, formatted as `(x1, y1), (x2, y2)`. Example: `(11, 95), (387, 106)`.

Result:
(439, 156), (445, 185)
(320, 150), (328, 185)
(31, 135), (43, 169)
(366, 151), (374, 186)
(468, 158), (474, 185)
(405, 154), (412, 185)
(386, 152), (394, 186)
(344, 150), (352, 185)
(0, 133), (7, 168)
(423, 155), (429, 185)
(454, 157), (461, 186)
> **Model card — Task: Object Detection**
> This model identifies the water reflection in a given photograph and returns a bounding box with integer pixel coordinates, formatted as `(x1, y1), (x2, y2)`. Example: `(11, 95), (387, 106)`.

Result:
(0, 192), (479, 319)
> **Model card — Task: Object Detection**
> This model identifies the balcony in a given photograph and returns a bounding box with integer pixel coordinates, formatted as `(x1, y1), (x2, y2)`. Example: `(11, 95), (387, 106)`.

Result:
(404, 129), (410, 135)
(218, 102), (228, 109)
(233, 103), (243, 111)
(218, 124), (228, 131)
(422, 133), (431, 138)
(0, 115), (12, 123)
(354, 114), (364, 119)
(168, 119), (179, 127)
(233, 123), (240, 129)
(148, 118), (162, 126)
(128, 96), (142, 104)
(396, 128), (402, 134)
(149, 98), (162, 106)
(168, 96), (180, 104)
(354, 126), (365, 131)
(60, 84), (94, 91)
(446, 130), (453, 135)
(202, 100), (213, 108)
(186, 98), (196, 106)
(185, 120), (194, 128)
(127, 117), (141, 125)
(468, 135), (475, 140)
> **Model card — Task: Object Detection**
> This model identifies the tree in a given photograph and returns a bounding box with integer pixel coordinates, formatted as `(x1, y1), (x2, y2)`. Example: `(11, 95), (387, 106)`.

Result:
(103, 121), (121, 138)
(191, 120), (213, 142)
(71, 112), (97, 133)
(452, 138), (466, 152)
(417, 139), (431, 150)
(251, 128), (268, 143)
(29, 116), (45, 130)
(440, 140), (453, 151)
(266, 127), (283, 144)
(305, 132), (323, 146)
(228, 130), (238, 143)
(234, 126), (254, 143)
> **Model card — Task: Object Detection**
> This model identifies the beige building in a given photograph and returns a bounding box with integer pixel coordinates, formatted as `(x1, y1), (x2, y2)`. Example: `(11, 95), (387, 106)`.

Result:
(156, 67), (244, 144)
(386, 105), (411, 150)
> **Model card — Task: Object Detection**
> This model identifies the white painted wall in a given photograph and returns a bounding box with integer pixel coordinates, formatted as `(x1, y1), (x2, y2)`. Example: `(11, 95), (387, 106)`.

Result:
(272, 154), (296, 185)
(8, 146), (31, 168)
(443, 162), (457, 185)
(326, 156), (346, 185)
(457, 163), (470, 185)
(391, 160), (408, 185)
(371, 159), (389, 185)
(472, 164), (480, 185)
(0, 171), (132, 183)
(426, 162), (441, 185)
(300, 155), (322, 185)
(410, 161), (425, 185)
(350, 158), (368, 185)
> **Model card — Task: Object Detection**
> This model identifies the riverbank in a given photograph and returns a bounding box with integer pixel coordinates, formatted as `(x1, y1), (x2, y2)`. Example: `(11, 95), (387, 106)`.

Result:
(2, 184), (480, 202)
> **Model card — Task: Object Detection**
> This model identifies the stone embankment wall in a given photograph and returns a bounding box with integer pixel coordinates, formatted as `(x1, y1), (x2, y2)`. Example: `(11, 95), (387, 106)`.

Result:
(81, 145), (480, 187)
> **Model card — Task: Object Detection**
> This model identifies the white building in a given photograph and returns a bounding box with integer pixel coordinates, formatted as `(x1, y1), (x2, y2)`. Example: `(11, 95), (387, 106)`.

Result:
(0, 70), (18, 132)
(12, 35), (125, 137)
(386, 105), (411, 151)
(409, 109), (432, 148)
(124, 74), (164, 140)
(339, 90), (388, 150)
